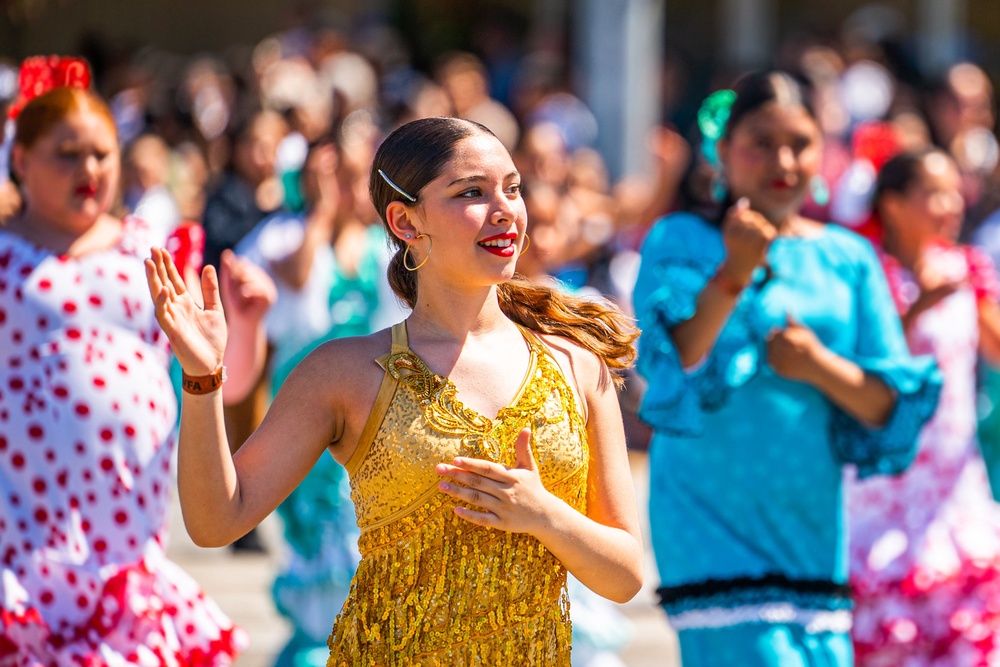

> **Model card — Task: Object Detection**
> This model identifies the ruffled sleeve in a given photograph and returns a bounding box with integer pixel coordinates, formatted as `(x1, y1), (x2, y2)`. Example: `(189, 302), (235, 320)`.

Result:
(828, 233), (942, 478)
(633, 213), (761, 435)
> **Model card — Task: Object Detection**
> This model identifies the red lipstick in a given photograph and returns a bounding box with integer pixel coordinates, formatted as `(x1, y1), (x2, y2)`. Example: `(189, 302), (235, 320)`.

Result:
(75, 184), (97, 197)
(478, 232), (519, 257)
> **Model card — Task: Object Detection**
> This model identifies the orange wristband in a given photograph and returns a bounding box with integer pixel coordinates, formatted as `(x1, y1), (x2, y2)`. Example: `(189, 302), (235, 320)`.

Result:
(181, 366), (227, 395)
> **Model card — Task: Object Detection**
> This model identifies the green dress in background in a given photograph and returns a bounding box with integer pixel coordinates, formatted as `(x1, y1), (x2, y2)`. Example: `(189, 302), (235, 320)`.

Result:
(267, 225), (387, 667)
(978, 364), (1000, 500)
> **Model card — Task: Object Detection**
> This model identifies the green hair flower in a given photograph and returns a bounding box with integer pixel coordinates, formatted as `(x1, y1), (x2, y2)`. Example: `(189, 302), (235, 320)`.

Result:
(697, 89), (736, 168)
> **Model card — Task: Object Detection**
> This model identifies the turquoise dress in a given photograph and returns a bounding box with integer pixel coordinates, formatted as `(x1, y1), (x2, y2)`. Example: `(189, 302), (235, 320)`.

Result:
(632, 213), (941, 667)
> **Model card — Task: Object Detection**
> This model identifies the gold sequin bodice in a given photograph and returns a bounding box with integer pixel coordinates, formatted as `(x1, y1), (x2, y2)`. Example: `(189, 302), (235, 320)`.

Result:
(327, 322), (589, 666)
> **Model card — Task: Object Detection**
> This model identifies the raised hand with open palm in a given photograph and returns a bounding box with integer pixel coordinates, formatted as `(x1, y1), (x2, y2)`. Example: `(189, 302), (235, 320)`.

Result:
(145, 246), (227, 377)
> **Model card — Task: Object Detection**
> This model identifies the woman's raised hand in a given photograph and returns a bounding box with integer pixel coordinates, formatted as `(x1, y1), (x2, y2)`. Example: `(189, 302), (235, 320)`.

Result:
(219, 250), (276, 325)
(912, 260), (963, 317)
(146, 247), (227, 376)
(719, 197), (776, 285)
(302, 142), (340, 226)
(435, 428), (555, 535)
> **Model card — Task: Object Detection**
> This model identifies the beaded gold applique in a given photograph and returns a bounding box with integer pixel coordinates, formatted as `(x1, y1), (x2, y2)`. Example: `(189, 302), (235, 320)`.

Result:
(328, 332), (588, 666)
(386, 348), (494, 436)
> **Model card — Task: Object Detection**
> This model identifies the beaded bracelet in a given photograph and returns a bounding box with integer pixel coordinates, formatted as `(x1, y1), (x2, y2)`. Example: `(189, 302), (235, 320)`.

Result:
(181, 366), (227, 395)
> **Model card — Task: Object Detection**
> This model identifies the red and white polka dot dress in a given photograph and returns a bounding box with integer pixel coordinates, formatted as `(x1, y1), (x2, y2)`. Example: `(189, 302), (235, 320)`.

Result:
(0, 219), (246, 666)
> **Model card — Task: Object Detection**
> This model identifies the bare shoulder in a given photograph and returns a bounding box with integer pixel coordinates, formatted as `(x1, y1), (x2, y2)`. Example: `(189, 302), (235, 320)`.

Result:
(278, 327), (396, 458)
(534, 331), (609, 397)
(288, 328), (394, 393)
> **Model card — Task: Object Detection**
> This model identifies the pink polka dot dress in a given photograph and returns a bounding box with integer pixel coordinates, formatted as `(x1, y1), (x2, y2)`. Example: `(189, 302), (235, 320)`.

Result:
(0, 219), (246, 666)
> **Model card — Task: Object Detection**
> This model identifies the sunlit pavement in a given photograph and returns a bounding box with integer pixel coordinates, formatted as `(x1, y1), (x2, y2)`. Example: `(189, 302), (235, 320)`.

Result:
(165, 451), (680, 667)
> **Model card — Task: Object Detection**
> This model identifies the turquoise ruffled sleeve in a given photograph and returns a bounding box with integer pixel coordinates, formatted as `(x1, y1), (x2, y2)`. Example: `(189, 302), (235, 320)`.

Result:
(826, 231), (942, 479)
(633, 213), (762, 435)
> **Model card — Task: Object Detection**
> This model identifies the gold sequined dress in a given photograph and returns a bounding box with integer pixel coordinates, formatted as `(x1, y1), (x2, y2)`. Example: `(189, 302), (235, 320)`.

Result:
(327, 322), (589, 666)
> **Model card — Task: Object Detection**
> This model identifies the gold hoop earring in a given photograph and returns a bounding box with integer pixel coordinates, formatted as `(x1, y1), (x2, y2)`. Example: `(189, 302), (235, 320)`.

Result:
(519, 234), (531, 257)
(403, 234), (432, 271)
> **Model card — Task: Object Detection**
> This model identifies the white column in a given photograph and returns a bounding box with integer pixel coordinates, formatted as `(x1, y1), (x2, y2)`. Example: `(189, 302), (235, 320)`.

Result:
(575, 0), (665, 179)
(917, 0), (967, 75)
(719, 0), (775, 70)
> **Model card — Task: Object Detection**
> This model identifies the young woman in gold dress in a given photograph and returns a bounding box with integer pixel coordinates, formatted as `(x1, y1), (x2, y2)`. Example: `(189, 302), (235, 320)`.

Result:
(146, 116), (644, 665)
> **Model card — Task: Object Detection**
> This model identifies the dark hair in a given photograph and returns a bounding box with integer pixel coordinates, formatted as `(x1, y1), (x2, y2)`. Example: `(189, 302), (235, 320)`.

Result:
(875, 147), (950, 201)
(724, 70), (816, 137)
(370, 116), (491, 303)
(370, 116), (638, 385)
(711, 70), (818, 224)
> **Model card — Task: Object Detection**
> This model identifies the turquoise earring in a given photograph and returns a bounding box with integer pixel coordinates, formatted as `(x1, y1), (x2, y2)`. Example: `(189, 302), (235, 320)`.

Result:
(711, 171), (728, 203)
(810, 175), (830, 207)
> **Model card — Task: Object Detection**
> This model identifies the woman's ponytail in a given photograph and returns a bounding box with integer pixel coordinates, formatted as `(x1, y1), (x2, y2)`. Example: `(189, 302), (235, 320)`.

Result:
(497, 277), (637, 389)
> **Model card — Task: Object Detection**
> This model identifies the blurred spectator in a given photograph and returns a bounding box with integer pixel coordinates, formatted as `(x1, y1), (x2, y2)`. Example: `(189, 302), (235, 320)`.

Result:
(0, 60), (18, 222)
(514, 121), (572, 189)
(435, 51), (519, 151)
(178, 57), (237, 176)
(389, 75), (453, 127)
(513, 51), (598, 152)
(200, 108), (288, 554)
(928, 63), (999, 213)
(202, 108), (288, 269)
(172, 140), (211, 221)
(123, 133), (181, 242)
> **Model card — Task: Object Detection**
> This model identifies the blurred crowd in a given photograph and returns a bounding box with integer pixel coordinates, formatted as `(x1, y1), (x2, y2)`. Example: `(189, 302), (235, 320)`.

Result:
(5, 7), (1000, 328)
(0, 9), (691, 320)
(8, 4), (1000, 665)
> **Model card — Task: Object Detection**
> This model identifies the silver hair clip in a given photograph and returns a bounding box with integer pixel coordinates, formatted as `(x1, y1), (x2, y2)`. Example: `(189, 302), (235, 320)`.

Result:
(378, 169), (417, 202)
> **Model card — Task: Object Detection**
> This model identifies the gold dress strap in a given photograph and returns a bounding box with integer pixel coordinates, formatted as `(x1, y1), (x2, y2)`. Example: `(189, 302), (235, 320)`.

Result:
(344, 322), (407, 476)
(390, 319), (408, 349)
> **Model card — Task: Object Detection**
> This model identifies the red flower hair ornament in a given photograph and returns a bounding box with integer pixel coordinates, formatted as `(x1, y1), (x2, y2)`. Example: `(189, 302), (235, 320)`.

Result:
(7, 55), (92, 120)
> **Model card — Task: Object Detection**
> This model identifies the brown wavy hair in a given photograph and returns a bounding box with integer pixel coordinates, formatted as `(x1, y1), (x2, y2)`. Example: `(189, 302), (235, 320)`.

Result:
(369, 117), (637, 386)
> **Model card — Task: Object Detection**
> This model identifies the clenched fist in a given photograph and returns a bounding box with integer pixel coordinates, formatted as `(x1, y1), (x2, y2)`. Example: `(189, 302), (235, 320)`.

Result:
(766, 314), (825, 383)
(719, 197), (776, 285)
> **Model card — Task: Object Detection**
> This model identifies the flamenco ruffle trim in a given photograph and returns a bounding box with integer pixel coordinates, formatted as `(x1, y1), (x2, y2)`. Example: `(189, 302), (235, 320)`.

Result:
(0, 556), (246, 667)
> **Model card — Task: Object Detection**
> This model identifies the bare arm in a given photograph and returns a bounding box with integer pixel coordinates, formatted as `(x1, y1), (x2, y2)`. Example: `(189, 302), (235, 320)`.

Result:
(271, 142), (339, 290)
(217, 250), (276, 403)
(436, 346), (644, 603)
(671, 271), (746, 367)
(979, 299), (1000, 367)
(534, 354), (644, 602)
(671, 198), (775, 367)
(146, 247), (339, 546)
(901, 282), (960, 333)
(270, 210), (336, 289)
